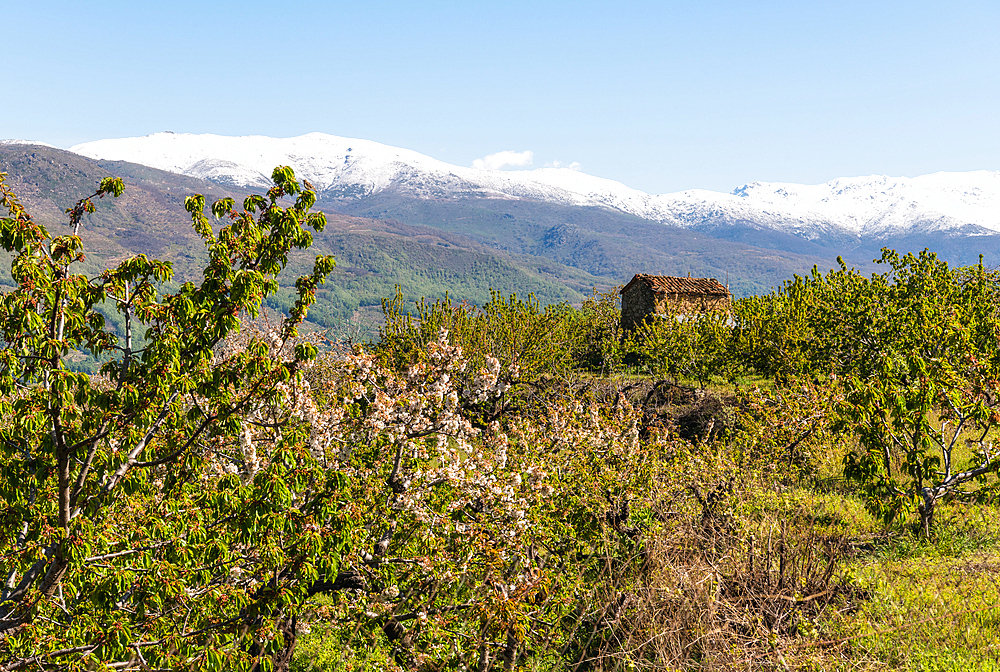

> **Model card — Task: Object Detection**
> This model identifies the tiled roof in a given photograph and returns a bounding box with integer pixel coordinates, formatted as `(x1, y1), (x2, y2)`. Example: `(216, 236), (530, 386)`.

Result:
(621, 273), (729, 296)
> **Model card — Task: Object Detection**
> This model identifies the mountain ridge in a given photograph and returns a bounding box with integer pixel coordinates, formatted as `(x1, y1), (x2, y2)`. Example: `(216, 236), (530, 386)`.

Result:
(67, 132), (1000, 243)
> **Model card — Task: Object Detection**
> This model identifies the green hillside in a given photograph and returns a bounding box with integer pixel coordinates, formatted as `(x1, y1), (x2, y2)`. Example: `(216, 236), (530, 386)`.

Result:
(0, 145), (613, 338)
(324, 192), (864, 297)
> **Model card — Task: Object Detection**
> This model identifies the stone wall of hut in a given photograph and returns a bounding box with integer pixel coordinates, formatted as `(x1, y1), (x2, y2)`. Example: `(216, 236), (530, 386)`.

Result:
(621, 287), (732, 332)
(620, 283), (658, 332)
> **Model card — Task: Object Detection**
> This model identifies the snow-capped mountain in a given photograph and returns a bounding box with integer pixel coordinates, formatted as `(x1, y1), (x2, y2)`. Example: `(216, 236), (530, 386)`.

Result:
(69, 132), (1000, 242)
(70, 132), (664, 209)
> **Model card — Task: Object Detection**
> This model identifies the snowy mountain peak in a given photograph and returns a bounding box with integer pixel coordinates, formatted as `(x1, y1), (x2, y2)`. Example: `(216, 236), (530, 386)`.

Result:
(68, 132), (1000, 241)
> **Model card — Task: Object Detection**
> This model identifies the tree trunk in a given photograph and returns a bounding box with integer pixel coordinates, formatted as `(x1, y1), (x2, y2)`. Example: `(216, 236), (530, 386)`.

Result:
(270, 614), (297, 672)
(919, 489), (936, 538)
(501, 627), (520, 671)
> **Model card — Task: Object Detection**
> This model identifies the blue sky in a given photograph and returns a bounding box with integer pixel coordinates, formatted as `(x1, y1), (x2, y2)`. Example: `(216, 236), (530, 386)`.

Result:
(5, 0), (1000, 193)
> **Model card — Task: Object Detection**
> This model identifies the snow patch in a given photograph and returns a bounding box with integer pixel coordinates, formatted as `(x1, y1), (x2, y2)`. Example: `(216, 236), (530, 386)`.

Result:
(1, 139), (57, 148)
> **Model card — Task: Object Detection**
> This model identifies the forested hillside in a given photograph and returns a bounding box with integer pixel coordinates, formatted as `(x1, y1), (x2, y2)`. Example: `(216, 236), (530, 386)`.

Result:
(0, 145), (611, 338)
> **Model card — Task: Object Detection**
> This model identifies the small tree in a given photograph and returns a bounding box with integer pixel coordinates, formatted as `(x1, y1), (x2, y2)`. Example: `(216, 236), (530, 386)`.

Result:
(299, 329), (660, 671)
(636, 308), (735, 388)
(0, 168), (345, 670)
(565, 287), (624, 374)
(826, 251), (1000, 535)
(377, 289), (574, 423)
(732, 250), (1000, 534)
(731, 272), (826, 381)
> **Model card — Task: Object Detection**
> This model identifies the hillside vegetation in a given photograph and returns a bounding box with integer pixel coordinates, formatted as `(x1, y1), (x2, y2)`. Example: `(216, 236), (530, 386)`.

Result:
(1, 170), (999, 672)
(0, 145), (611, 338)
(326, 192), (849, 297)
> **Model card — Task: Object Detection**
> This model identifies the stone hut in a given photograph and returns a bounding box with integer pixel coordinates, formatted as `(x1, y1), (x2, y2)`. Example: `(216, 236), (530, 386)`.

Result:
(620, 273), (731, 332)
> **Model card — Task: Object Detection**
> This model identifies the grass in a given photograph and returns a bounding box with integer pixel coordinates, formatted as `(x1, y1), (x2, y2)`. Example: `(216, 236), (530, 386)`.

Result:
(742, 487), (877, 540)
(820, 548), (1000, 671)
(725, 467), (1000, 671)
(818, 498), (1000, 670)
(292, 622), (398, 672)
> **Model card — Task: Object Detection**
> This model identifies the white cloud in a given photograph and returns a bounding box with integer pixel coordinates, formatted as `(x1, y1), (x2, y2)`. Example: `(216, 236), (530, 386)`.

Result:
(472, 150), (534, 171)
(545, 160), (582, 171)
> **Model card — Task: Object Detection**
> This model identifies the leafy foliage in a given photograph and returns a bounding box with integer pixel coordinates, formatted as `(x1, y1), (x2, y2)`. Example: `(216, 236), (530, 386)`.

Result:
(564, 287), (626, 374)
(0, 168), (344, 670)
(833, 251), (1000, 534)
(634, 308), (736, 387)
(298, 333), (664, 670)
(375, 289), (578, 423)
(735, 250), (1000, 533)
